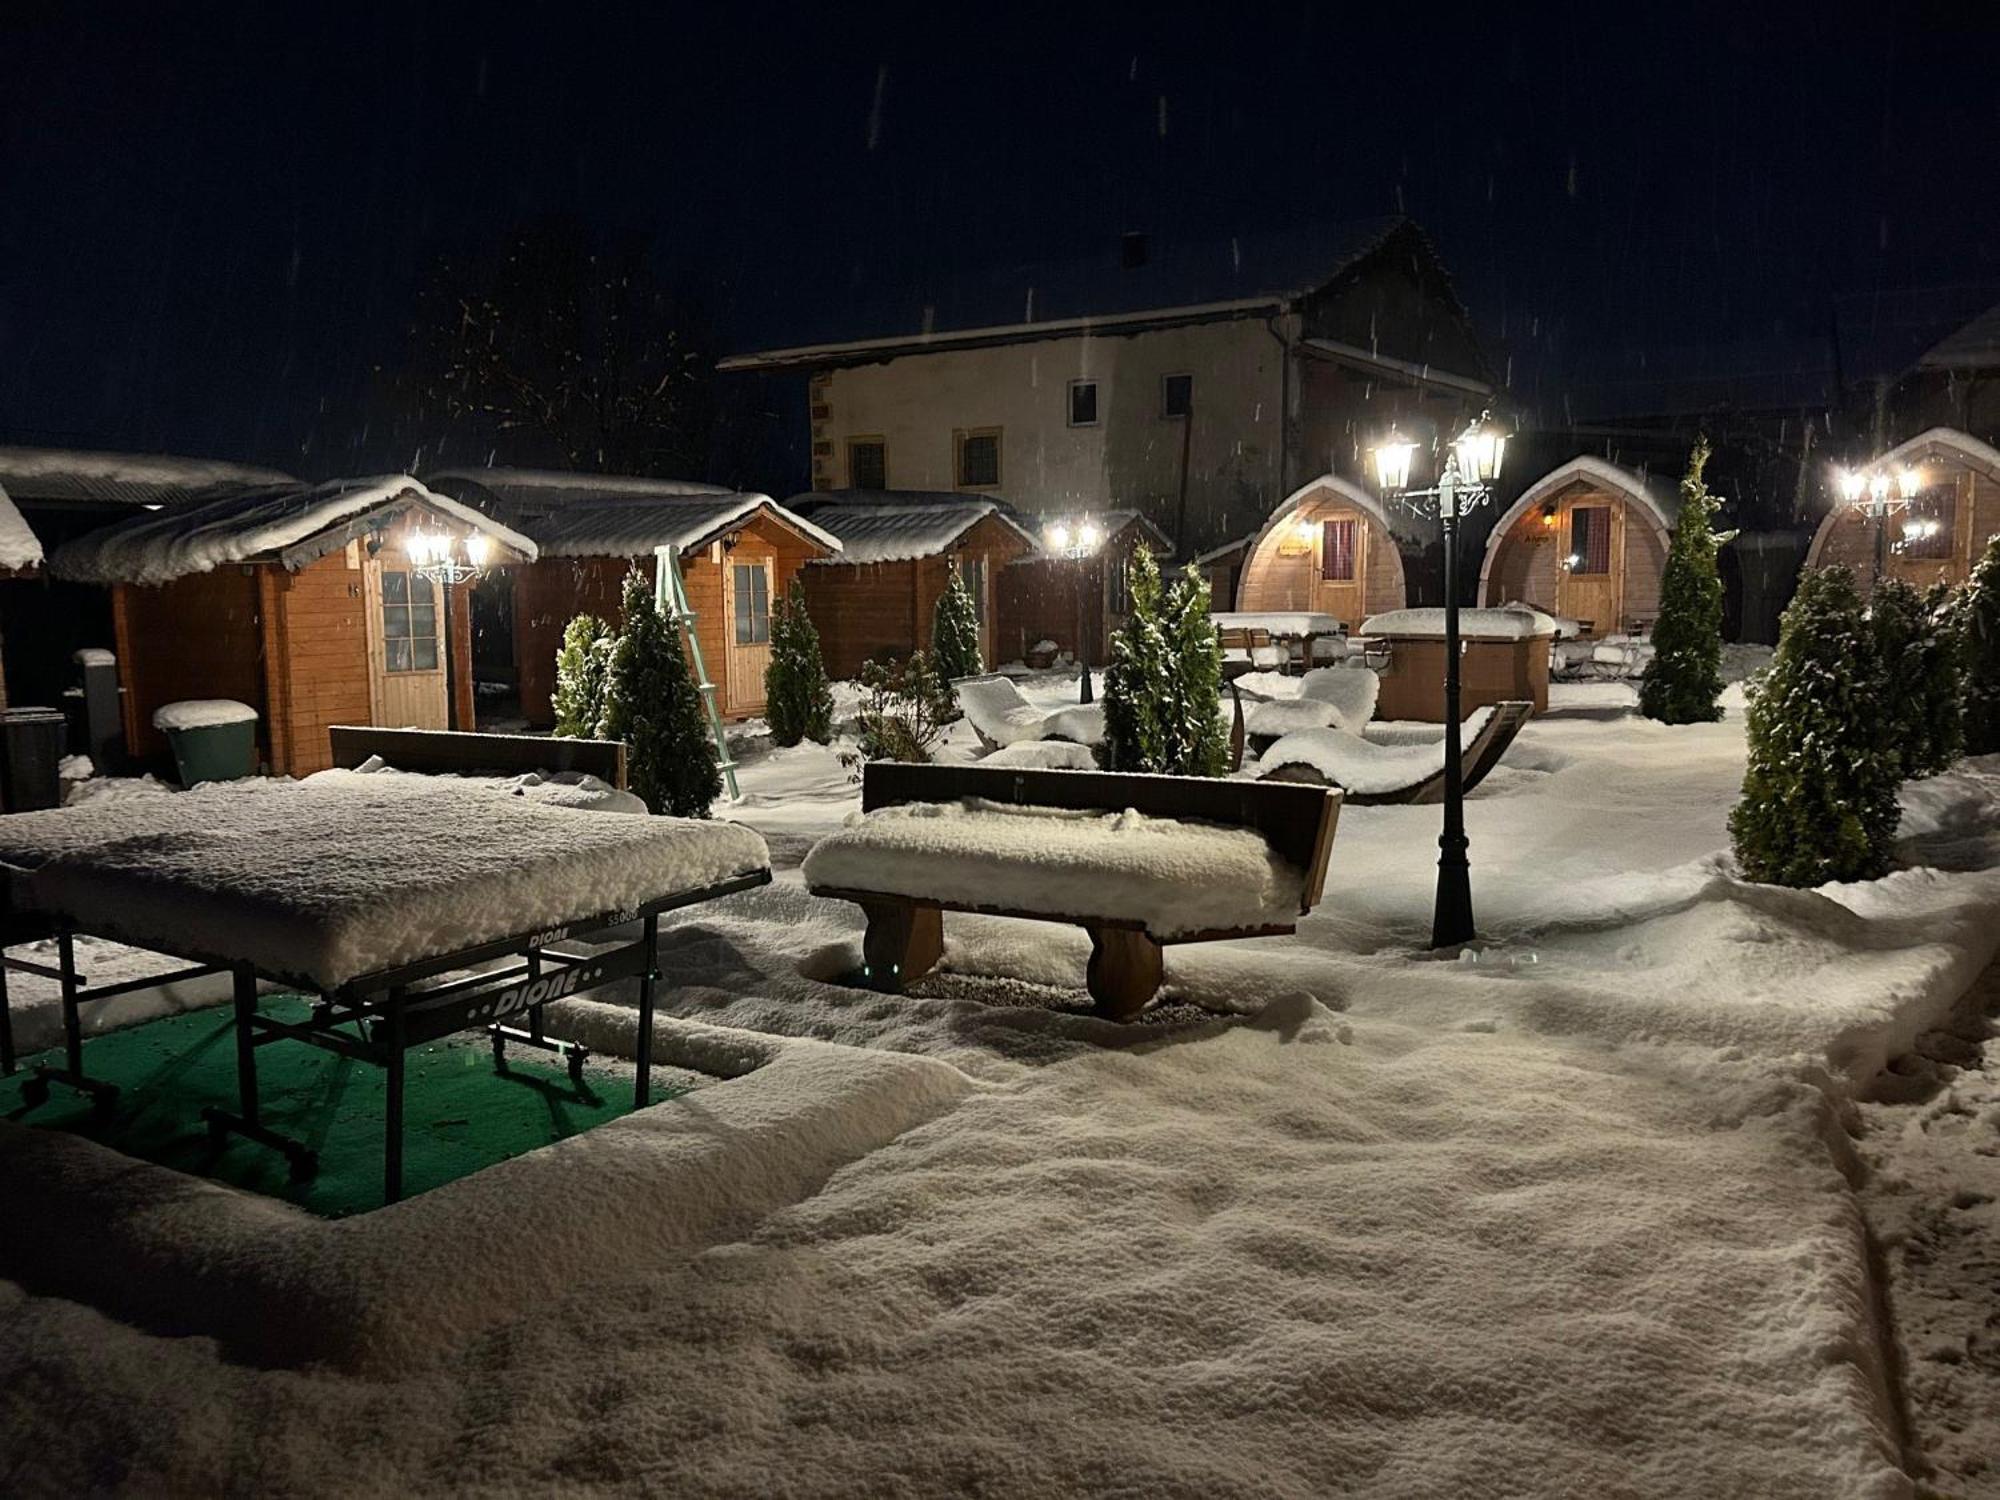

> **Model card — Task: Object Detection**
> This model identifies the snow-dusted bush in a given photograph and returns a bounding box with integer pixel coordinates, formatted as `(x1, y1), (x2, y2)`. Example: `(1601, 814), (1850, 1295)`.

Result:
(1103, 550), (1228, 776)
(852, 651), (952, 765)
(1958, 535), (2000, 756)
(1868, 577), (1961, 779)
(601, 570), (719, 817)
(1639, 437), (1728, 724)
(1730, 566), (1898, 885)
(551, 613), (616, 739)
(931, 564), (984, 685)
(764, 579), (834, 748)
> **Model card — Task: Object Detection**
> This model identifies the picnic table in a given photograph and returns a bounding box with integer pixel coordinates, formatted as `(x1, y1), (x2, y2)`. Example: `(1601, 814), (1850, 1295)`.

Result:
(1210, 611), (1348, 674)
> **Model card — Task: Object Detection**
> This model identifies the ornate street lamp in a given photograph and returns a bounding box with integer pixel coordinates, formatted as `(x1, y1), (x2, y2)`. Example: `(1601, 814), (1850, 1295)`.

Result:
(404, 528), (493, 729)
(1043, 516), (1104, 703)
(1832, 462), (1924, 583)
(1371, 412), (1508, 949)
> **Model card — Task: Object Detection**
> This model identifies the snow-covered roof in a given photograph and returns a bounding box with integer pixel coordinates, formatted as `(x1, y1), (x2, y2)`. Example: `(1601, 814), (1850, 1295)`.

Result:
(426, 468), (736, 514)
(1244, 473), (1432, 562)
(51, 475), (538, 586)
(1918, 302), (2000, 371)
(0, 446), (297, 507)
(1191, 533), (1255, 567)
(522, 493), (841, 560)
(0, 481), (45, 571)
(787, 494), (1040, 565)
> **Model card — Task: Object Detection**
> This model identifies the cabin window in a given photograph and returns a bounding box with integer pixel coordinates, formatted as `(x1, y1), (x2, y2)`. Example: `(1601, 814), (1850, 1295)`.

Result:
(1900, 485), (1955, 560)
(380, 570), (439, 672)
(1161, 373), (1193, 419)
(956, 429), (1001, 488)
(1320, 518), (1357, 581)
(1569, 506), (1612, 575)
(732, 563), (771, 645)
(1068, 380), (1099, 427)
(956, 556), (987, 623)
(848, 438), (887, 491)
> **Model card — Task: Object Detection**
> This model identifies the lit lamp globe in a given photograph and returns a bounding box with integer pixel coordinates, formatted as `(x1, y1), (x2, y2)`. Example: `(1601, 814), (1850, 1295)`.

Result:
(1373, 430), (1418, 493)
(1451, 417), (1507, 483)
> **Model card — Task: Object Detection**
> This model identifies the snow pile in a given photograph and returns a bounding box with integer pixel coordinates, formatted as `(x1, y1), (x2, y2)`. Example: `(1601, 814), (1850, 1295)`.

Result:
(1554, 633), (1657, 680)
(1244, 697), (1335, 739)
(803, 798), (1306, 936)
(1298, 664), (1380, 729)
(0, 482), (43, 572)
(151, 699), (257, 732)
(955, 674), (1055, 747)
(981, 739), (1099, 770)
(0, 776), (768, 987)
(1261, 708), (1495, 795)
(71, 647), (116, 668)
(1042, 701), (1105, 745)
(1363, 606), (1558, 640)
(304, 764), (647, 815)
(1494, 600), (1587, 639)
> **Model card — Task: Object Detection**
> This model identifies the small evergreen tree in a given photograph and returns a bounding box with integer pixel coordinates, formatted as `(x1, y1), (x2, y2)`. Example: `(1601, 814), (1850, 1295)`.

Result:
(1639, 437), (1729, 724)
(1959, 535), (2000, 755)
(931, 564), (984, 683)
(1159, 564), (1231, 776)
(551, 613), (616, 738)
(1729, 566), (1900, 885)
(1869, 578), (1962, 779)
(601, 570), (720, 817)
(764, 580), (835, 747)
(1103, 547), (1171, 772)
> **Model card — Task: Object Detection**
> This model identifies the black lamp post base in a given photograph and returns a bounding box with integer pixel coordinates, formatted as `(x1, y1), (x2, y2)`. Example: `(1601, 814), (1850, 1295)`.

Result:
(1430, 845), (1475, 950)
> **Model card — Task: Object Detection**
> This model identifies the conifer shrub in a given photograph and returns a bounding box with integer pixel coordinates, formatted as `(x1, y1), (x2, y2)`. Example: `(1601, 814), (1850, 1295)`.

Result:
(1869, 577), (1962, 779)
(1959, 535), (2000, 756)
(551, 613), (616, 738)
(1103, 547), (1170, 772)
(764, 579), (835, 747)
(850, 651), (953, 765)
(1639, 437), (1729, 724)
(1160, 562), (1231, 776)
(601, 570), (720, 817)
(931, 564), (984, 684)
(1102, 550), (1229, 775)
(1729, 566), (1899, 885)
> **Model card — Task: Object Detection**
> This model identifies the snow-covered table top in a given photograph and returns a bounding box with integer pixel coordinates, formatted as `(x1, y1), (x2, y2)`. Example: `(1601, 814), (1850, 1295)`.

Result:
(0, 777), (769, 989)
(803, 798), (1305, 938)
(1211, 611), (1346, 637)
(1360, 607), (1558, 641)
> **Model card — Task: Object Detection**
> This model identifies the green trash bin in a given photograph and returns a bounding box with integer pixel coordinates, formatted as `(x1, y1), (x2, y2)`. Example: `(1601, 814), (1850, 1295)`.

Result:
(153, 700), (259, 786)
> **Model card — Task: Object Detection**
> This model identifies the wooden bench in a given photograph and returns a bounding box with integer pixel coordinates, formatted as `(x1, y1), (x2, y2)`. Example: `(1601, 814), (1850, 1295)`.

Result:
(327, 726), (627, 788)
(805, 763), (1341, 1019)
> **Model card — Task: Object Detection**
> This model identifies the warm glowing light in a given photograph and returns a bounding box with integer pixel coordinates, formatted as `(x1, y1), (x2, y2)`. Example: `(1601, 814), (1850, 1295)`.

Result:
(1899, 468), (1924, 499)
(405, 532), (436, 565)
(1373, 430), (1418, 492)
(1451, 417), (1506, 483)
(1836, 468), (1866, 504)
(1294, 517), (1319, 544)
(464, 533), (492, 568)
(1045, 523), (1071, 552)
(1078, 522), (1101, 551)
(1869, 472), (1893, 505)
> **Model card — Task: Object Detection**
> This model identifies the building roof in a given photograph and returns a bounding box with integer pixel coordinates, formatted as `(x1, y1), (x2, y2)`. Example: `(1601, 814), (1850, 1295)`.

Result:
(0, 446), (297, 507)
(428, 468), (840, 559)
(51, 475), (538, 587)
(723, 217), (1414, 371)
(786, 493), (1040, 566)
(1917, 301), (2000, 372)
(0, 483), (44, 571)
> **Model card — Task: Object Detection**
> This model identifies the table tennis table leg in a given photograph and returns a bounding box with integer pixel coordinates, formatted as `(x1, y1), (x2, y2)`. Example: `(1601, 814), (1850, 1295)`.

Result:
(634, 914), (658, 1111)
(21, 928), (119, 1113)
(0, 954), (14, 1077)
(201, 967), (317, 1182)
(384, 994), (406, 1205)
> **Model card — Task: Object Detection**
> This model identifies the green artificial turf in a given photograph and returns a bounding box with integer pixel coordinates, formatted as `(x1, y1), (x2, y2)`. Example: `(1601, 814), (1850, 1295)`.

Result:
(1, 996), (688, 1217)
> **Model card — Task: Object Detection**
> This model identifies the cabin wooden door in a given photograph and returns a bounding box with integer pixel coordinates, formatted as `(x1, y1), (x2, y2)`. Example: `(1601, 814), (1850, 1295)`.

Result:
(363, 557), (449, 728)
(724, 556), (774, 716)
(1311, 513), (1368, 630)
(1556, 500), (1624, 635)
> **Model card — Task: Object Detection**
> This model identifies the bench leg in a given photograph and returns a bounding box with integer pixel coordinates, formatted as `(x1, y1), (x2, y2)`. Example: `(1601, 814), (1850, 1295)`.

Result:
(860, 901), (942, 990)
(1085, 927), (1163, 1021)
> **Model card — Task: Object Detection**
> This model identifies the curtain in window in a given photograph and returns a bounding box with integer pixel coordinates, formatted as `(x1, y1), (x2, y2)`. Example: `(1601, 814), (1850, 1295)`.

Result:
(1321, 519), (1356, 581)
(1570, 507), (1612, 574)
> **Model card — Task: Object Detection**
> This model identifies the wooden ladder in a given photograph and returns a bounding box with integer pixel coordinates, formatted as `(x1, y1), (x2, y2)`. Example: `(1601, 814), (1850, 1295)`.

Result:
(653, 545), (741, 800)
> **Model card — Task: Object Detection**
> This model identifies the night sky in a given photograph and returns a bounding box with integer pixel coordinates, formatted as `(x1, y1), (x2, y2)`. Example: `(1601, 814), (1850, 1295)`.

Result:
(5, 0), (1998, 489)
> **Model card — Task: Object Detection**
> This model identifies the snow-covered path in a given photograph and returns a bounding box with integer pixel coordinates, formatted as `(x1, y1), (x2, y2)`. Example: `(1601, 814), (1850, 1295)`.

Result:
(3, 681), (1997, 1496)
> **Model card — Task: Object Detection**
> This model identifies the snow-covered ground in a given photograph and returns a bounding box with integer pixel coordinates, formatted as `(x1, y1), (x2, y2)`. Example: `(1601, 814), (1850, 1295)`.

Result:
(2, 673), (1996, 1497)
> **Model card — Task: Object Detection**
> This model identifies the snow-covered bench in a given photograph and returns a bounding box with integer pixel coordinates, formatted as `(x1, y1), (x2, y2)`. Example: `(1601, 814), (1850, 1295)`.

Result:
(955, 675), (1105, 751)
(802, 763), (1341, 1019)
(1241, 666), (1381, 747)
(1256, 701), (1533, 805)
(328, 724), (628, 788)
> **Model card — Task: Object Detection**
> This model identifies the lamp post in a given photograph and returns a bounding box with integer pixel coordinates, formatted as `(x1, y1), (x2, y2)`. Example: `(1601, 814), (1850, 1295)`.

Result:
(1372, 413), (1508, 950)
(405, 528), (493, 730)
(1834, 463), (1924, 586)
(1043, 516), (1104, 703)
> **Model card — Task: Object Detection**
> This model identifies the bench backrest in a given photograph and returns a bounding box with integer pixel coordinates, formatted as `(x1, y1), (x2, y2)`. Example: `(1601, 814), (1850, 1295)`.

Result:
(327, 726), (628, 789)
(861, 761), (1341, 910)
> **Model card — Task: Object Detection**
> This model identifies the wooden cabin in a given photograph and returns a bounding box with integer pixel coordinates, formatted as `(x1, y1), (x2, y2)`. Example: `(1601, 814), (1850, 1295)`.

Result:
(1234, 475), (1410, 626)
(429, 470), (842, 726)
(994, 511), (1170, 667)
(1192, 534), (1252, 616)
(0, 478), (46, 710)
(786, 493), (1040, 677)
(49, 476), (535, 776)
(1479, 457), (1675, 636)
(1802, 427), (2000, 592)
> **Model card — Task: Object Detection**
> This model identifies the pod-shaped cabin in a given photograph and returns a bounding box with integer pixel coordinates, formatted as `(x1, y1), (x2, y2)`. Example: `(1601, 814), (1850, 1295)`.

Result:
(1479, 456), (1674, 637)
(1233, 475), (1410, 627)
(1802, 427), (2000, 593)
